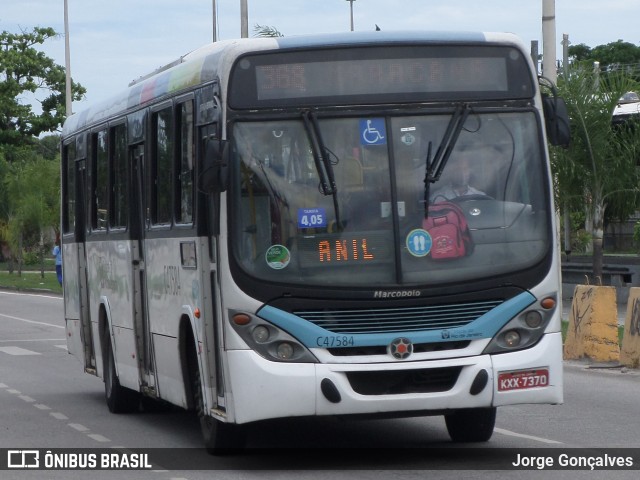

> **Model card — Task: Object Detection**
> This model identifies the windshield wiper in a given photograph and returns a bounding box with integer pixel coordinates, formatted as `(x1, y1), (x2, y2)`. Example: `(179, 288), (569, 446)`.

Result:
(302, 111), (341, 229)
(302, 111), (337, 195)
(423, 103), (471, 217)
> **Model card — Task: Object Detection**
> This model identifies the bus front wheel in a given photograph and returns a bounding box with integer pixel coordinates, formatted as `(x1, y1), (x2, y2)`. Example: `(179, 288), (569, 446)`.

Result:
(188, 347), (245, 454)
(444, 407), (496, 442)
(103, 334), (139, 413)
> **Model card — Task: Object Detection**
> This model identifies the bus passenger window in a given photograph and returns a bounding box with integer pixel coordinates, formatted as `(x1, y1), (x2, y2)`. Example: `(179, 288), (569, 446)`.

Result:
(110, 124), (128, 229)
(153, 107), (174, 225)
(62, 141), (77, 234)
(177, 101), (194, 224)
(92, 130), (108, 231)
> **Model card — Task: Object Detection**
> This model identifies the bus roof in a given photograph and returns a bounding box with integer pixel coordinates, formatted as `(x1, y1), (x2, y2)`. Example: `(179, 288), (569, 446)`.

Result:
(61, 31), (528, 138)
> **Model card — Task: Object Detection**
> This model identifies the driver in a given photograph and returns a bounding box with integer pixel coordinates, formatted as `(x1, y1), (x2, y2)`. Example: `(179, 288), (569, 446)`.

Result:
(430, 147), (486, 203)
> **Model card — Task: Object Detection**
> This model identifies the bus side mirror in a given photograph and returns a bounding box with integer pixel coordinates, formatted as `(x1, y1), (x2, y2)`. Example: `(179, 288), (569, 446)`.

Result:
(200, 138), (229, 193)
(543, 95), (571, 148)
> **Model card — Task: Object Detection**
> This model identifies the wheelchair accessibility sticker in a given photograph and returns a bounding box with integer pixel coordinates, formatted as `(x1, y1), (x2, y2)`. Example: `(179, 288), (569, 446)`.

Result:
(360, 118), (386, 145)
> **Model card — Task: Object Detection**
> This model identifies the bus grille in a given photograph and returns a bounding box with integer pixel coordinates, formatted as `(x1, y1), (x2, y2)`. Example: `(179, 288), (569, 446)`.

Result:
(294, 300), (502, 334)
(346, 366), (463, 395)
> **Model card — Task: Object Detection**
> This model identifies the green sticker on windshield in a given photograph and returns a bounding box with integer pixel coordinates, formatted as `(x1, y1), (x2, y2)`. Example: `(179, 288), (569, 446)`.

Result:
(265, 245), (291, 270)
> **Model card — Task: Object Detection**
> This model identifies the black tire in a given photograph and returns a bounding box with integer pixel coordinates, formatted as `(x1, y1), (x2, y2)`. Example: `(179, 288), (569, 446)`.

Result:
(103, 334), (140, 413)
(445, 407), (496, 442)
(188, 345), (245, 454)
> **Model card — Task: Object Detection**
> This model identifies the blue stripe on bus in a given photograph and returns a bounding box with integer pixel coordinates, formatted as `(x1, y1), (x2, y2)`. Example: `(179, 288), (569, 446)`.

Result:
(257, 291), (536, 348)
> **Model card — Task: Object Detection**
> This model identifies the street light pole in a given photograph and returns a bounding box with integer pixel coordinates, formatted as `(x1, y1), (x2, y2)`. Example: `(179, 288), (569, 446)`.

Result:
(64, 0), (72, 115)
(346, 0), (356, 31)
(240, 0), (248, 38)
(542, 0), (557, 85)
(212, 0), (217, 42)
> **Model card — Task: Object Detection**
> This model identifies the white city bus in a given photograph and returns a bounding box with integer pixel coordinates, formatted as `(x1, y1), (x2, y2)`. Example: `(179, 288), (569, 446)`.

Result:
(61, 31), (569, 452)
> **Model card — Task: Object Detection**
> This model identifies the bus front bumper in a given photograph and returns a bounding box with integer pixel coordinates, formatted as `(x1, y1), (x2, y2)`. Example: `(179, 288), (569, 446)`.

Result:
(226, 332), (563, 424)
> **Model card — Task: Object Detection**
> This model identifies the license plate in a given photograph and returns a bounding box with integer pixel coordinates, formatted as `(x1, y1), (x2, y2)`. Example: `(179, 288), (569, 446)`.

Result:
(498, 369), (549, 391)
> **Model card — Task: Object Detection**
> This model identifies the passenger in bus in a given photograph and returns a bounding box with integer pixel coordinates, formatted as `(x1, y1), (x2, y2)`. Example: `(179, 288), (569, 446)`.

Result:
(430, 146), (487, 203)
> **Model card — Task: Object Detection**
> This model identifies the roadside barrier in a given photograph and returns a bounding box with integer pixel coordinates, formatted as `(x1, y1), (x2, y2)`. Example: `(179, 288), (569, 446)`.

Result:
(621, 287), (640, 368)
(563, 285), (620, 363)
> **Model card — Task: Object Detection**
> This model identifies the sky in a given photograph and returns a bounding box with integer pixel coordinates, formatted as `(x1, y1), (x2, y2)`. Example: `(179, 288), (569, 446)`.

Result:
(2, 0), (640, 114)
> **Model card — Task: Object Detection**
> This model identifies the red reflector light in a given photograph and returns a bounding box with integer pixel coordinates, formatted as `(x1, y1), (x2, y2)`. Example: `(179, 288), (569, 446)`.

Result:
(233, 313), (252, 326)
(540, 297), (556, 310)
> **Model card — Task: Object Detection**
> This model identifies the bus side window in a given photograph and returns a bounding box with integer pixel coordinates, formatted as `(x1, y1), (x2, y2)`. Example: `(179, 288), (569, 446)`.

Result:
(152, 106), (174, 226)
(62, 141), (77, 235)
(91, 129), (109, 231)
(176, 101), (194, 224)
(110, 124), (128, 230)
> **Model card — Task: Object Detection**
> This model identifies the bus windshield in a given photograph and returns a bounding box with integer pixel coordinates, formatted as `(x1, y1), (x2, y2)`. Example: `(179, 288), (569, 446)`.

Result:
(231, 110), (549, 287)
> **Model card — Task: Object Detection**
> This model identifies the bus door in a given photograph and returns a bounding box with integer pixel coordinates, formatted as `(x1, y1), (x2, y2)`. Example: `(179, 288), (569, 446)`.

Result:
(66, 140), (96, 374)
(130, 143), (156, 394)
(199, 120), (225, 409)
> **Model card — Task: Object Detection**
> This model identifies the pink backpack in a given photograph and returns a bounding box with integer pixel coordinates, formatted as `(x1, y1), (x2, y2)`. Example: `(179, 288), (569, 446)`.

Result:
(423, 202), (474, 260)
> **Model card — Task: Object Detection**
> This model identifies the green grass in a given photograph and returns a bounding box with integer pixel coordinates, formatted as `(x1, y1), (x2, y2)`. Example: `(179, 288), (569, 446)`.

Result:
(0, 270), (62, 294)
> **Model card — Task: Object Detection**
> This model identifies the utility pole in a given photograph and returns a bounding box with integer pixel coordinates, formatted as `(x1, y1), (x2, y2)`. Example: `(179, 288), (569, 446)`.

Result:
(530, 40), (539, 75)
(240, 0), (248, 38)
(562, 33), (569, 79)
(64, 0), (72, 115)
(212, 0), (217, 42)
(346, 0), (356, 31)
(542, 0), (557, 84)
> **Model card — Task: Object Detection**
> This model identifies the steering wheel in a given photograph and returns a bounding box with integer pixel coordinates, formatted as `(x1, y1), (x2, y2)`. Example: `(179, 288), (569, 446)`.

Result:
(450, 193), (494, 202)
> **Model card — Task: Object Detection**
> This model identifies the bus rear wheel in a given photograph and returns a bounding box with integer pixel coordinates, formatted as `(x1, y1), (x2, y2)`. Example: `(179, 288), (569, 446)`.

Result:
(103, 334), (139, 413)
(445, 407), (496, 442)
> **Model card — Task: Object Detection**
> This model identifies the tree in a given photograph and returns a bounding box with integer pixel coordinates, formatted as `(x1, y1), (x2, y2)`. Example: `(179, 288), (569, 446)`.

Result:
(553, 67), (640, 281)
(0, 144), (60, 276)
(0, 27), (85, 147)
(253, 24), (283, 38)
(569, 40), (640, 73)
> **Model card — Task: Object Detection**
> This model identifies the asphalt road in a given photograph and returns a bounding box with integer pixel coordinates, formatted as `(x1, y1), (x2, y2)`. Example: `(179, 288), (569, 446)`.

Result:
(1, 289), (639, 479)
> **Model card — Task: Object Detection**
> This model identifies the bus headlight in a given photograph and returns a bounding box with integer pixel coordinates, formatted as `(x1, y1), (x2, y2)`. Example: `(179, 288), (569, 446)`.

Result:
(230, 311), (317, 363)
(482, 295), (556, 354)
(276, 342), (295, 360)
(503, 330), (521, 347)
(252, 325), (270, 343)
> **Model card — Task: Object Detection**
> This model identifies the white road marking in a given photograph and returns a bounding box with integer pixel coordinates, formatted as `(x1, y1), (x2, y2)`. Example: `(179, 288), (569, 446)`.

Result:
(0, 346), (41, 355)
(0, 291), (62, 301)
(495, 427), (563, 444)
(68, 423), (89, 432)
(2, 381), (117, 450)
(0, 338), (65, 343)
(0, 312), (64, 330)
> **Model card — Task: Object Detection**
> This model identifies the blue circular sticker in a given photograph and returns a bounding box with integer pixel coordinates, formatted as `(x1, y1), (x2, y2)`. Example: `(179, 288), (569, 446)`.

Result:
(406, 229), (432, 257)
